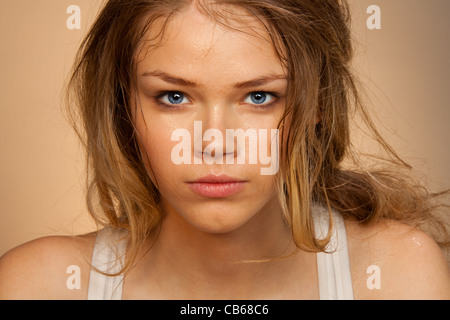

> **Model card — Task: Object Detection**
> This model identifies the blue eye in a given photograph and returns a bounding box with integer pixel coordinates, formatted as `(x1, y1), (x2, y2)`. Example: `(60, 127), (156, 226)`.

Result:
(243, 92), (275, 106)
(160, 92), (190, 105)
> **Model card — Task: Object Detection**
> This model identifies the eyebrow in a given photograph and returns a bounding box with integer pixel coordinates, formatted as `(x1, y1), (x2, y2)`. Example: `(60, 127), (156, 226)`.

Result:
(141, 70), (286, 89)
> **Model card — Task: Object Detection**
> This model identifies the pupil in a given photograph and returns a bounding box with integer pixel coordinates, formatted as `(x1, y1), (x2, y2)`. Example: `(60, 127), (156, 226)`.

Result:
(169, 92), (183, 104)
(251, 93), (266, 104)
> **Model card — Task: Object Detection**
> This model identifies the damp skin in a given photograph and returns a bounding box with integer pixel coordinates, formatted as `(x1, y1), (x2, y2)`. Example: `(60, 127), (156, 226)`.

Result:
(132, 5), (288, 235)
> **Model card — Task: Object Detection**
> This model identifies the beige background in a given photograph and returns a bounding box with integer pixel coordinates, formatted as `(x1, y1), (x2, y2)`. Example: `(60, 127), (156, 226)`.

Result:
(1, 0), (449, 256)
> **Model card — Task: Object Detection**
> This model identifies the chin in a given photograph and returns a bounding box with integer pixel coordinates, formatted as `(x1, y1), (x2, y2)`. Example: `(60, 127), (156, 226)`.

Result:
(177, 204), (260, 235)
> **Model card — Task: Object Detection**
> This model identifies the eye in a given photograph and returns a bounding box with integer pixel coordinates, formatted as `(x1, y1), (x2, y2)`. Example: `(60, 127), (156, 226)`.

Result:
(243, 92), (276, 106)
(159, 92), (190, 105)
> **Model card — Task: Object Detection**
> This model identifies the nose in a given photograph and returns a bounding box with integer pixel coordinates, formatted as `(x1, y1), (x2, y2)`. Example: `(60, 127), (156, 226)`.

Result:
(193, 102), (237, 165)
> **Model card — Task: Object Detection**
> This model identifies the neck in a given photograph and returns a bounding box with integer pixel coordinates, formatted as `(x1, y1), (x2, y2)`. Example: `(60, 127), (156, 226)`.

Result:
(163, 196), (291, 258)
(137, 196), (308, 299)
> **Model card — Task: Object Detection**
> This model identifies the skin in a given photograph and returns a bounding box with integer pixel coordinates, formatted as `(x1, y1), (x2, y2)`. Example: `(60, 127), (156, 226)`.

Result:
(0, 4), (449, 300)
(126, 4), (311, 299)
(133, 6), (287, 237)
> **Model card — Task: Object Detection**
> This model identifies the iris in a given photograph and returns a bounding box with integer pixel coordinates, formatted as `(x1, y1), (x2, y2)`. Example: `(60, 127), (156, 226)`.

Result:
(167, 92), (185, 104)
(250, 92), (267, 104)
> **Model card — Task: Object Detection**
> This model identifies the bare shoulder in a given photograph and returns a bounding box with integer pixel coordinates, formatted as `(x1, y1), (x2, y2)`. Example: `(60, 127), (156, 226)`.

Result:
(0, 232), (98, 300)
(345, 218), (450, 300)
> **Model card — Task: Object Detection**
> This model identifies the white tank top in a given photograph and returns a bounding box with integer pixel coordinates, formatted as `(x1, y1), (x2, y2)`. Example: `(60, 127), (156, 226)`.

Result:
(314, 206), (354, 300)
(87, 207), (354, 300)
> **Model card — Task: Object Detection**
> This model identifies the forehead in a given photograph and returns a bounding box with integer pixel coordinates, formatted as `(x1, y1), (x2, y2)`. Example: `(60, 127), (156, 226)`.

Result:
(136, 4), (286, 83)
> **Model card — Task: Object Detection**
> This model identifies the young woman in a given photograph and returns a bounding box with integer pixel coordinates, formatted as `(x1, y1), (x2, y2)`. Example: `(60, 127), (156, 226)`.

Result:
(1, 0), (449, 300)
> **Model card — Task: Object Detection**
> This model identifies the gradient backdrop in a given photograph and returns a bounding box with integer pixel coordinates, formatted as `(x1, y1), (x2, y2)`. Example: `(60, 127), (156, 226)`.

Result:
(1, 0), (449, 256)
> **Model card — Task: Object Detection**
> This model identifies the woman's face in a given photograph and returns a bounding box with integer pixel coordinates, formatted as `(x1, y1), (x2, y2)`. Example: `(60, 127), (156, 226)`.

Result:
(132, 5), (287, 234)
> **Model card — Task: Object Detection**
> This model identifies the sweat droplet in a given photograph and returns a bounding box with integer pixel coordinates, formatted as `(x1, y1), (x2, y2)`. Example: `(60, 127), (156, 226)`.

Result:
(411, 236), (422, 247)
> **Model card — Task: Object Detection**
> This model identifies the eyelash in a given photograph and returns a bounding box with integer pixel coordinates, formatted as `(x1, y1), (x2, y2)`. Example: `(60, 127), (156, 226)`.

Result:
(154, 91), (280, 110)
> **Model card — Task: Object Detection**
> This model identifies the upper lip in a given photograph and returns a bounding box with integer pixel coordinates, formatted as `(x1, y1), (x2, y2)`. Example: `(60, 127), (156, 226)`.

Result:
(188, 174), (246, 184)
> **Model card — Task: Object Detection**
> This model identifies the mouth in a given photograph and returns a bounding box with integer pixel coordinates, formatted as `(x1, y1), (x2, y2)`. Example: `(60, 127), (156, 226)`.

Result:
(187, 174), (248, 198)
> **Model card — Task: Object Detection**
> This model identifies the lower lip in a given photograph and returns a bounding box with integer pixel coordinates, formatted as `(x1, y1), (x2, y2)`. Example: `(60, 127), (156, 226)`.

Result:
(188, 182), (247, 198)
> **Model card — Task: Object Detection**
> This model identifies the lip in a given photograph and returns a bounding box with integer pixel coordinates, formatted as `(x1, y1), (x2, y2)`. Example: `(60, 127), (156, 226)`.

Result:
(187, 174), (247, 198)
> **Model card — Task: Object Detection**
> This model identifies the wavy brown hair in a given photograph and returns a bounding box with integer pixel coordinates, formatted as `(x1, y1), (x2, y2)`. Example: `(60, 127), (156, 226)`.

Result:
(64, 0), (449, 274)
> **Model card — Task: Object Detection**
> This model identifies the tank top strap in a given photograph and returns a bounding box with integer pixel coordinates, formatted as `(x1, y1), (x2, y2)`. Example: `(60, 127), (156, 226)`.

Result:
(313, 205), (354, 300)
(87, 227), (127, 300)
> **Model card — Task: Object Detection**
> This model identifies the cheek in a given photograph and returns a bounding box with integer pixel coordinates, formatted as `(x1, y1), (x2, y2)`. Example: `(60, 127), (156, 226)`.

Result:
(133, 113), (176, 184)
